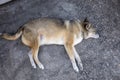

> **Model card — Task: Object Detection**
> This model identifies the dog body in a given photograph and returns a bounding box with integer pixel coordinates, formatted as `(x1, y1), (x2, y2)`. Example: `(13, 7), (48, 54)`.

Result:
(0, 18), (99, 72)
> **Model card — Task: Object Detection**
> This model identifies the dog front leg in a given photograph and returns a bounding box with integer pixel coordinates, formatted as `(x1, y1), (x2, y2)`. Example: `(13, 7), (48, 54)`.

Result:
(64, 43), (79, 72)
(73, 46), (83, 70)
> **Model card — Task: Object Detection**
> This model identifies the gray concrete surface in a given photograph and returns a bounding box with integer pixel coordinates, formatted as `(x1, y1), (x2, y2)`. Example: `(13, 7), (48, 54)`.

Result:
(0, 0), (120, 80)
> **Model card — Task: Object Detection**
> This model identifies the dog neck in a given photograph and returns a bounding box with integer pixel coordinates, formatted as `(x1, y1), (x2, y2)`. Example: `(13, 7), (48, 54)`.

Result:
(82, 30), (88, 39)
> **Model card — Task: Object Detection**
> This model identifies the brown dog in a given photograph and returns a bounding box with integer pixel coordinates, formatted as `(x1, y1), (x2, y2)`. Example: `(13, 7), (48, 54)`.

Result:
(0, 18), (99, 72)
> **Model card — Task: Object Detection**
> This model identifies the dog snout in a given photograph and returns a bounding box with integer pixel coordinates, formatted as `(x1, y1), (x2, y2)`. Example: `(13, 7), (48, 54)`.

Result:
(94, 34), (99, 38)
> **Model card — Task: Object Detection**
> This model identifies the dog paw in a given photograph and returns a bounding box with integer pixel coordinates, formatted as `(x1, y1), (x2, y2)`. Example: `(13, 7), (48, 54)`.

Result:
(72, 61), (79, 72)
(78, 62), (83, 71)
(32, 64), (37, 69)
(38, 64), (44, 70)
(73, 65), (79, 72)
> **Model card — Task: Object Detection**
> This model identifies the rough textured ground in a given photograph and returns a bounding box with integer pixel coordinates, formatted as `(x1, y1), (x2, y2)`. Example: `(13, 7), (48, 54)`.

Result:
(0, 0), (120, 80)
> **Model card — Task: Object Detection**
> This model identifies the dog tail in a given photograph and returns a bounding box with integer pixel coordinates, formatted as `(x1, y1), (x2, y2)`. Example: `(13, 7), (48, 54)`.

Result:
(0, 27), (24, 40)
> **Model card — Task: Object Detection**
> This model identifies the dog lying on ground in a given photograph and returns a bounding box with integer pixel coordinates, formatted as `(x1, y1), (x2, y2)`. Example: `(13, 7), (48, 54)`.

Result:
(0, 17), (99, 72)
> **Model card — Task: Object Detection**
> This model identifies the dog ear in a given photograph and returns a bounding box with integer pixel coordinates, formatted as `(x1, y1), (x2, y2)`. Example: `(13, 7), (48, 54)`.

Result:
(84, 23), (91, 30)
(84, 17), (89, 23)
(83, 18), (91, 30)
(86, 24), (91, 30)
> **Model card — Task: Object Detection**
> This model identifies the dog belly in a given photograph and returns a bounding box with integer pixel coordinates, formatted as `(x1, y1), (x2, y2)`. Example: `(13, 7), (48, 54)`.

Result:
(40, 36), (64, 45)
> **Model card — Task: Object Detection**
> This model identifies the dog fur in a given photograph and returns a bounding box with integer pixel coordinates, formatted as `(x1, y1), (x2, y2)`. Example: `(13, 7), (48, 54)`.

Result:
(0, 17), (99, 72)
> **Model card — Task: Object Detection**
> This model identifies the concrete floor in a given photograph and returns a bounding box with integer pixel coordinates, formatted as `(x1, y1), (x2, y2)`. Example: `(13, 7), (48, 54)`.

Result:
(0, 0), (120, 80)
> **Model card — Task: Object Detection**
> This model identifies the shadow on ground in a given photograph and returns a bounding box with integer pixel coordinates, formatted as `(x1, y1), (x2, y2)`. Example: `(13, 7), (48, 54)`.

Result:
(0, 0), (120, 80)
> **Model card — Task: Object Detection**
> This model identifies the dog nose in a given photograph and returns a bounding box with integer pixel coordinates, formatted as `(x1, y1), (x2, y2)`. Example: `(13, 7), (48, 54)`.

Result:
(94, 34), (99, 38)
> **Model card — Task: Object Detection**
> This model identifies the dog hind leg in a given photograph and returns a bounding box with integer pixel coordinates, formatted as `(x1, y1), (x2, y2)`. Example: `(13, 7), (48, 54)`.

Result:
(21, 33), (44, 69)
(31, 36), (44, 70)
(28, 51), (37, 68)
(32, 46), (44, 70)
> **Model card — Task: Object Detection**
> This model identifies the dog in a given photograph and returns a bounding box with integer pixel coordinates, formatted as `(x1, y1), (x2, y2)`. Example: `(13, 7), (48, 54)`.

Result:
(0, 17), (99, 72)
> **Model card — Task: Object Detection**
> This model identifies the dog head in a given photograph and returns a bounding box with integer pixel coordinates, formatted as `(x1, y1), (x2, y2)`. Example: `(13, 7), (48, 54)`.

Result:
(82, 18), (99, 39)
